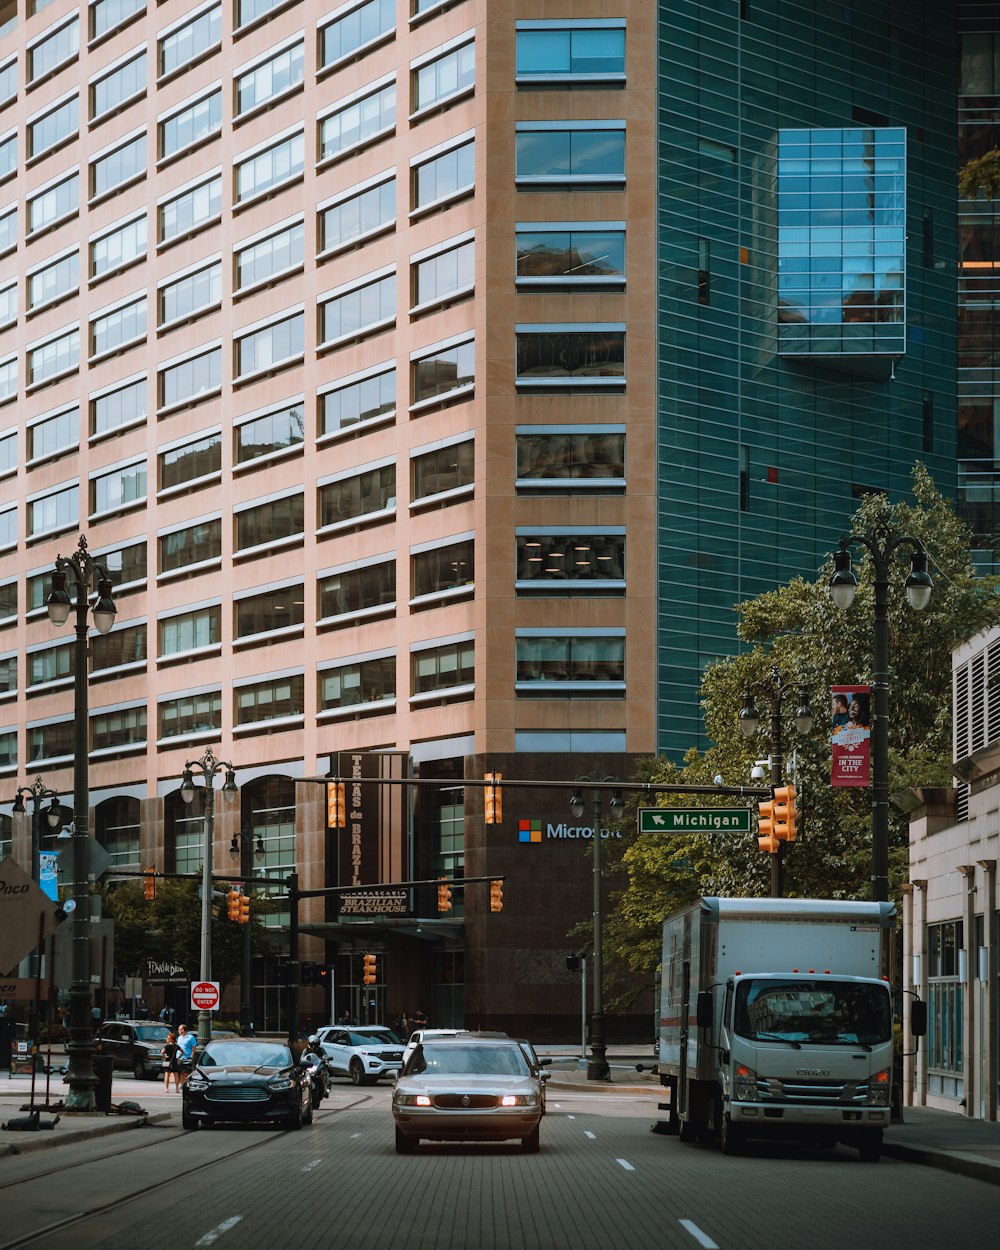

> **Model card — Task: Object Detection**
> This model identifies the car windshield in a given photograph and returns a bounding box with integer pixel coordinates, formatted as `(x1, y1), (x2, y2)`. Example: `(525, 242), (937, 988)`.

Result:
(135, 1026), (169, 1042)
(200, 1042), (293, 1068)
(733, 979), (892, 1047)
(405, 1043), (531, 1077)
(349, 1030), (397, 1046)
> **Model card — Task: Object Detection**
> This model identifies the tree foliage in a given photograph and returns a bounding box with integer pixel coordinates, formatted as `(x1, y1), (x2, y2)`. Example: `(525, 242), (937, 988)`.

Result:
(601, 466), (1000, 1008)
(959, 149), (1000, 200)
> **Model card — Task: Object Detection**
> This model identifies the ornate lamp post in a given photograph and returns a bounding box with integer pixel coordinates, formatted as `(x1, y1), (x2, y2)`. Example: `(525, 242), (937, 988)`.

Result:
(739, 667), (814, 897)
(229, 827), (264, 1035)
(569, 774), (624, 1081)
(829, 524), (933, 903)
(181, 747), (238, 1050)
(45, 535), (116, 1110)
(12, 777), (62, 1048)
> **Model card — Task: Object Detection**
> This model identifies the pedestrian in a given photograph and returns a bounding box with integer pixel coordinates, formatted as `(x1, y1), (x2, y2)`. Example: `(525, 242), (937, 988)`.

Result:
(338, 1007), (352, 1026)
(159, 1004), (175, 1026)
(136, 1000), (149, 1020)
(413, 1008), (427, 1028)
(162, 1031), (181, 1091)
(176, 1023), (197, 1082)
(91, 1004), (102, 1034)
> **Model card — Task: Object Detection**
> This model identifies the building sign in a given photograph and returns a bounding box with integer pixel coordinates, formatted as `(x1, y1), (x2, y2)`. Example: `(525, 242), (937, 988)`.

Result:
(39, 851), (60, 901)
(339, 890), (410, 916)
(330, 751), (409, 888)
(519, 818), (623, 844)
(145, 959), (188, 986)
(831, 684), (871, 787)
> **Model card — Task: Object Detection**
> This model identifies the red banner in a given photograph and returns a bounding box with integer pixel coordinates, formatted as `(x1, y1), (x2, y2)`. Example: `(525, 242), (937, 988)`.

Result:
(831, 685), (871, 787)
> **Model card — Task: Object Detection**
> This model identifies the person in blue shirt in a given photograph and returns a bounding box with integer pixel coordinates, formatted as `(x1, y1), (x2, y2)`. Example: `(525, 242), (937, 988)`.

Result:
(176, 1023), (197, 1083)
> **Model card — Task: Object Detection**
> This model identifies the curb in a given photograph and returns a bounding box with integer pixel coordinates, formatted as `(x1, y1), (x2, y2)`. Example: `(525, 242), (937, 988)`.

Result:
(0, 1110), (172, 1157)
(881, 1140), (1000, 1187)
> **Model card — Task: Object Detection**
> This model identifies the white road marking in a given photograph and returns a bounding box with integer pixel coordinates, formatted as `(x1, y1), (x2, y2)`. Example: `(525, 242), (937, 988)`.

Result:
(351, 1132), (362, 1138)
(302, 1159), (322, 1172)
(584, 1130), (597, 1139)
(195, 1216), (243, 1245)
(616, 1158), (635, 1171)
(679, 1219), (720, 1249)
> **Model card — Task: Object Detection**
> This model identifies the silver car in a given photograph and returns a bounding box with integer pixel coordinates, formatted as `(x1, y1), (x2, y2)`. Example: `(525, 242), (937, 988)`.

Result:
(392, 1038), (543, 1154)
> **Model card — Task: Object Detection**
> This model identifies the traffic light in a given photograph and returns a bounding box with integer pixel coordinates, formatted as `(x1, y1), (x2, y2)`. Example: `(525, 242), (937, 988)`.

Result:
(227, 887), (241, 921)
(437, 879), (453, 913)
(566, 955), (580, 972)
(757, 798), (779, 854)
(773, 784), (798, 842)
(143, 869), (156, 900)
(316, 964), (329, 988)
(484, 772), (502, 824)
(490, 879), (503, 912)
(238, 892), (250, 924)
(327, 781), (346, 828)
(362, 953), (377, 985)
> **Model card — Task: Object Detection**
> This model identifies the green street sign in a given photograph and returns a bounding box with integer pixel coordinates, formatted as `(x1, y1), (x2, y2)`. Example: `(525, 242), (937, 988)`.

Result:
(638, 807), (752, 834)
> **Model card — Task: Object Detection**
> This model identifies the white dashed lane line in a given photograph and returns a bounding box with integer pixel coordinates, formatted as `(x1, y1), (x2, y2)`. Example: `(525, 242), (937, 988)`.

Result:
(302, 1159), (323, 1172)
(616, 1158), (635, 1171)
(195, 1216), (244, 1246)
(584, 1130), (597, 1139)
(679, 1218), (720, 1249)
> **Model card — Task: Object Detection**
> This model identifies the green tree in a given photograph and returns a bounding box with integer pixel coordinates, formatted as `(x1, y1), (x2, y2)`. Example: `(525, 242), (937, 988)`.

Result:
(601, 466), (1000, 1006)
(959, 149), (1000, 199)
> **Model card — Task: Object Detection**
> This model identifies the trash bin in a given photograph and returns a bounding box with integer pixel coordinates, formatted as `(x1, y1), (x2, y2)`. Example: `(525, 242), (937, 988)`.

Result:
(94, 1054), (114, 1113)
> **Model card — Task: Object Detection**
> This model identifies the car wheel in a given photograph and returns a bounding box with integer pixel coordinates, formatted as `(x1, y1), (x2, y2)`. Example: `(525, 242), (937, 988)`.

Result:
(286, 1101), (303, 1130)
(303, 1095), (314, 1126)
(181, 1103), (198, 1131)
(132, 1058), (147, 1081)
(521, 1124), (540, 1154)
(350, 1059), (366, 1085)
(395, 1127), (417, 1154)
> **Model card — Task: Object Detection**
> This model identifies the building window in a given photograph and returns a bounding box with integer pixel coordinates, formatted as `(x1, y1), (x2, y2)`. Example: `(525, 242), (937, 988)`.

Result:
(159, 5), (222, 77)
(91, 0), (145, 43)
(159, 690), (222, 740)
(172, 804), (204, 875)
(411, 438), (473, 502)
(318, 560), (395, 621)
(91, 704), (146, 752)
(236, 400), (304, 465)
(91, 459), (146, 515)
(90, 296), (146, 357)
(28, 96), (79, 160)
(411, 337), (474, 407)
(412, 238), (474, 312)
(236, 584), (304, 640)
(29, 406), (79, 461)
(28, 642), (74, 688)
(0, 579), (16, 620)
(0, 204), (15, 251)
(515, 428), (624, 489)
(0, 60), (15, 108)
(739, 444), (750, 512)
(319, 80), (395, 162)
(236, 39), (304, 115)
(235, 310), (304, 378)
(319, 273), (395, 347)
(91, 214), (147, 279)
(516, 531), (625, 591)
(91, 376), (146, 436)
(319, 177), (395, 254)
(159, 174), (221, 243)
(235, 0), (284, 27)
(160, 90), (222, 160)
(235, 221), (304, 291)
(515, 21), (625, 85)
(159, 605), (221, 657)
(320, 0), (395, 71)
(0, 502), (15, 546)
(0, 132), (15, 181)
(235, 131), (304, 203)
(27, 482), (78, 537)
(236, 494), (304, 552)
(159, 346), (222, 410)
(319, 464), (395, 529)
(28, 328), (80, 386)
(412, 137), (474, 211)
(28, 18), (79, 83)
(0, 653), (15, 695)
(927, 920), (963, 1075)
(28, 173), (79, 234)
(320, 367), (395, 438)
(319, 655), (395, 712)
(159, 518), (221, 574)
(27, 251), (78, 310)
(90, 132), (145, 198)
(95, 797), (140, 871)
(515, 632), (625, 693)
(91, 622), (147, 672)
(0, 729), (16, 768)
(159, 431), (221, 491)
(412, 538), (473, 598)
(159, 261), (221, 327)
(515, 223), (625, 288)
(235, 673), (304, 726)
(91, 50), (146, 120)
(411, 639), (474, 696)
(412, 39), (474, 115)
(29, 719), (74, 762)
(515, 122), (626, 187)
(0, 431), (14, 474)
(0, 356), (15, 404)
(698, 237), (710, 305)
(515, 326), (625, 387)
(97, 539), (147, 591)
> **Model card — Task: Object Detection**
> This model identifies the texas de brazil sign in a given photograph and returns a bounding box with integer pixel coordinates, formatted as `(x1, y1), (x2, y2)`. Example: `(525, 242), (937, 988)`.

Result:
(638, 807), (752, 834)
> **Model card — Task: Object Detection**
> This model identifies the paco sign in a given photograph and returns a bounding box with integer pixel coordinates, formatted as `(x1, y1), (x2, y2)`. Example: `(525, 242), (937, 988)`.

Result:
(190, 980), (220, 1011)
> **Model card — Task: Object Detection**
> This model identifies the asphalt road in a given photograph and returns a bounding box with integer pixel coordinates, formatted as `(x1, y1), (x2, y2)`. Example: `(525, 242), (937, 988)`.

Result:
(2, 1077), (998, 1250)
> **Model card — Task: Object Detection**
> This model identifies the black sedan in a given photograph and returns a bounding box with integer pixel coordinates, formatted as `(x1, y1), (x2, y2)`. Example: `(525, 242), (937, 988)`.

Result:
(182, 1039), (313, 1130)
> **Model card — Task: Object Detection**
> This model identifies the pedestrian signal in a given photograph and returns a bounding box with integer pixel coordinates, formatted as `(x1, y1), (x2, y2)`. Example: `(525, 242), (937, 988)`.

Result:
(362, 953), (377, 985)
(437, 879), (453, 913)
(490, 879), (503, 912)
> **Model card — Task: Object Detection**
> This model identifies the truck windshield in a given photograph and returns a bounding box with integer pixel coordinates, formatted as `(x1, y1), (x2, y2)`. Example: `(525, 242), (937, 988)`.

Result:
(733, 979), (891, 1047)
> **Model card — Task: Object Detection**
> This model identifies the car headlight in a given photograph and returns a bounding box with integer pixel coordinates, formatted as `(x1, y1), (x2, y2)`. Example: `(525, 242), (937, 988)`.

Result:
(186, 1077), (209, 1091)
(394, 1093), (432, 1107)
(867, 1069), (891, 1106)
(268, 1077), (295, 1091)
(732, 1063), (758, 1102)
(500, 1094), (538, 1107)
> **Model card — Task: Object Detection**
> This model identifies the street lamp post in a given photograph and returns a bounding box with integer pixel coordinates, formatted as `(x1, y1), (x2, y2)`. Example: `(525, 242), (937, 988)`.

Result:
(229, 828), (264, 1035)
(739, 666), (814, 897)
(45, 535), (117, 1111)
(569, 774), (624, 1082)
(12, 778), (62, 1050)
(181, 747), (238, 1051)
(829, 523), (933, 903)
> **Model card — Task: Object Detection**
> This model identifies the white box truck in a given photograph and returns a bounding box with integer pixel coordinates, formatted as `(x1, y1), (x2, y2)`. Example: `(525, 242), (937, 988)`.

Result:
(656, 897), (925, 1161)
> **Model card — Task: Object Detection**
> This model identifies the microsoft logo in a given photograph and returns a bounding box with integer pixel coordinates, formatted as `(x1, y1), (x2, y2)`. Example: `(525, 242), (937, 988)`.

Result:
(518, 819), (542, 844)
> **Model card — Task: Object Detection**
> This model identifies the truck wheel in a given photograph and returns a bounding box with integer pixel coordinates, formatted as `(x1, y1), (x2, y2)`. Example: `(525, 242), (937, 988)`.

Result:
(720, 1114), (744, 1156)
(678, 1118), (699, 1144)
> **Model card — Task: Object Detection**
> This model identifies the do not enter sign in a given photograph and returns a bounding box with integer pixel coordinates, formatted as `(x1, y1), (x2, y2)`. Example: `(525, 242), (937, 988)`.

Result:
(191, 980), (220, 1011)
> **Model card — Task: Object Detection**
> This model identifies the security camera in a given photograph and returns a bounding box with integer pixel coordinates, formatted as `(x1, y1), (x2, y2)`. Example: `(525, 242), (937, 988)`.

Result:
(750, 764), (766, 782)
(713, 774), (724, 786)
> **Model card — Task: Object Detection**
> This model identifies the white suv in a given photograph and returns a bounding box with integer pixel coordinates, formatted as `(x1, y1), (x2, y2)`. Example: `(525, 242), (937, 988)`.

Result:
(315, 1025), (405, 1085)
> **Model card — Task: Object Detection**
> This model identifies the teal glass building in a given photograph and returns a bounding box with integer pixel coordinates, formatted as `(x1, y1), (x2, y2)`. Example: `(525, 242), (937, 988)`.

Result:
(658, 1), (958, 757)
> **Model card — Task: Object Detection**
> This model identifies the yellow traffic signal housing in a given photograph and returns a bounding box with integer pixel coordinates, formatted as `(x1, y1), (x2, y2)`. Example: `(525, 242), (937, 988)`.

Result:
(757, 799), (778, 854)
(484, 772), (502, 824)
(228, 887), (241, 921)
(238, 893), (250, 924)
(327, 781), (346, 828)
(437, 879), (453, 912)
(490, 879), (503, 912)
(362, 952), (377, 985)
(773, 784), (798, 842)
(143, 869), (156, 901)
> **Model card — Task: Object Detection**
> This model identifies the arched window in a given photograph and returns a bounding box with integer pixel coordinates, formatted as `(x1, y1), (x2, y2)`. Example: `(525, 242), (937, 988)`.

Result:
(96, 796), (140, 871)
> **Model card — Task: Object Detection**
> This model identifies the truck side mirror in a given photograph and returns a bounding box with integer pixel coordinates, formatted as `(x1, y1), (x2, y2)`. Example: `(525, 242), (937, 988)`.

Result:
(696, 990), (713, 1029)
(910, 999), (927, 1038)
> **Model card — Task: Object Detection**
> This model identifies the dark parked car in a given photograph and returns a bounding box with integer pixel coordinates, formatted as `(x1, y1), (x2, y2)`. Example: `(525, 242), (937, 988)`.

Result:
(182, 1038), (313, 1130)
(95, 1020), (171, 1080)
